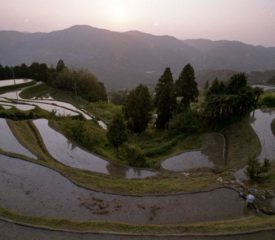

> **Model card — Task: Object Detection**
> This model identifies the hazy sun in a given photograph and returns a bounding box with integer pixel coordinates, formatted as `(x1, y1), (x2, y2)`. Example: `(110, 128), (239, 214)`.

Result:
(111, 5), (128, 23)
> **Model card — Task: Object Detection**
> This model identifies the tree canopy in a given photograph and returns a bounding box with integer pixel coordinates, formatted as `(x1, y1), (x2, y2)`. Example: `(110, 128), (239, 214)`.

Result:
(123, 84), (152, 133)
(155, 67), (176, 129)
(107, 113), (128, 150)
(175, 64), (198, 109)
(204, 73), (261, 122)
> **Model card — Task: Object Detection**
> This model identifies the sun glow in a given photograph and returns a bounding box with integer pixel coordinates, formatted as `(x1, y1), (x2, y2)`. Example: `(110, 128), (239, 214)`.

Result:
(111, 4), (128, 23)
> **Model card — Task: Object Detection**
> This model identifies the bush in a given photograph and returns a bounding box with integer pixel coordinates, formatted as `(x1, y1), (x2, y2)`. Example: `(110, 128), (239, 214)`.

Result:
(260, 94), (275, 107)
(169, 109), (203, 133)
(62, 120), (104, 149)
(120, 144), (147, 168)
(246, 157), (271, 180)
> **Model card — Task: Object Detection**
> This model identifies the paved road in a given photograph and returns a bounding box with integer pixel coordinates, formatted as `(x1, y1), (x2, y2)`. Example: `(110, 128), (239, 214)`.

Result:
(1, 221), (275, 240)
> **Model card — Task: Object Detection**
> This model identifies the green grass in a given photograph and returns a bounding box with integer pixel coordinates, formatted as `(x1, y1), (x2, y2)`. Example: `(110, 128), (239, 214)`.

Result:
(222, 115), (261, 169)
(7, 120), (49, 160)
(52, 117), (203, 169)
(0, 206), (275, 234)
(85, 101), (121, 125)
(259, 91), (275, 107)
(0, 80), (36, 93)
(129, 128), (203, 168)
(19, 82), (53, 99)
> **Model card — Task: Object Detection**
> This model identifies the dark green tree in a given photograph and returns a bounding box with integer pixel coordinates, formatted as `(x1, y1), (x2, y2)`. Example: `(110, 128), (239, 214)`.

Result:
(175, 64), (199, 109)
(107, 113), (128, 151)
(155, 68), (176, 129)
(56, 59), (66, 72)
(204, 74), (260, 122)
(123, 84), (152, 133)
(246, 158), (271, 181)
(54, 68), (107, 102)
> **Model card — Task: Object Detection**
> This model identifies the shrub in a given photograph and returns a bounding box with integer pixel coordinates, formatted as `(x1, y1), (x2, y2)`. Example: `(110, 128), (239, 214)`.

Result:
(246, 157), (271, 180)
(120, 144), (147, 168)
(169, 109), (203, 133)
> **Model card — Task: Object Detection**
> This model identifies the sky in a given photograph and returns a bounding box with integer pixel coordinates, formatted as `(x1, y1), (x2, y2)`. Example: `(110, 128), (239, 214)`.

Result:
(1, 0), (275, 46)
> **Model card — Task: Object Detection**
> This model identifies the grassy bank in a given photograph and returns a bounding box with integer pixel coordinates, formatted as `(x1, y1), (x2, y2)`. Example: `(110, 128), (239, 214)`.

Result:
(222, 116), (261, 169)
(52, 118), (203, 168)
(0, 206), (275, 234)
(19, 82), (53, 99)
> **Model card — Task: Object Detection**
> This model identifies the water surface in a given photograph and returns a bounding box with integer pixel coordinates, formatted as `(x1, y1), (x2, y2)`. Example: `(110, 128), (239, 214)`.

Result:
(0, 79), (32, 87)
(250, 109), (275, 161)
(161, 133), (224, 171)
(33, 119), (155, 179)
(0, 119), (35, 158)
(0, 154), (250, 224)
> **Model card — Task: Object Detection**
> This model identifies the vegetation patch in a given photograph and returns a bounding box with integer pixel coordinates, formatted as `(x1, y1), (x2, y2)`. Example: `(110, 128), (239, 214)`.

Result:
(19, 83), (53, 99)
(259, 91), (275, 107)
(0, 106), (51, 120)
(0, 206), (275, 234)
(222, 116), (261, 168)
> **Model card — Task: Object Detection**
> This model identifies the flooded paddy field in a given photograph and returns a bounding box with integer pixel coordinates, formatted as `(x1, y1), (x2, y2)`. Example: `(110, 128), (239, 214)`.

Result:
(0, 119), (35, 158)
(161, 133), (225, 171)
(0, 155), (251, 225)
(33, 119), (156, 179)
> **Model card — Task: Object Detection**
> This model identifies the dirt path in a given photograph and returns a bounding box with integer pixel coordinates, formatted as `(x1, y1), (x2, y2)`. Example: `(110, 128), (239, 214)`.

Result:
(0, 155), (253, 225)
(1, 220), (275, 240)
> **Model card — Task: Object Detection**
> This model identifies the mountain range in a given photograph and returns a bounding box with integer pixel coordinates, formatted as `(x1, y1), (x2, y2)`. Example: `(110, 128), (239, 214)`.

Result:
(1, 25), (275, 90)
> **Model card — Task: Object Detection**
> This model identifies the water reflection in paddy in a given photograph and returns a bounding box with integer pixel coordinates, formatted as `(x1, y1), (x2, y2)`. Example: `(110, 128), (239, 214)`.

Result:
(0, 102), (35, 111)
(234, 109), (275, 183)
(161, 133), (225, 171)
(0, 79), (32, 87)
(0, 119), (35, 158)
(33, 119), (156, 179)
(250, 109), (275, 161)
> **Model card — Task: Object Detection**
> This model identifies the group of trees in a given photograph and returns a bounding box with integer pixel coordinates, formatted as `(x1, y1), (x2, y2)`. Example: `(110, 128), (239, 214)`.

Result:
(204, 74), (262, 122)
(155, 64), (199, 129)
(107, 64), (199, 166)
(0, 60), (107, 102)
(107, 65), (263, 163)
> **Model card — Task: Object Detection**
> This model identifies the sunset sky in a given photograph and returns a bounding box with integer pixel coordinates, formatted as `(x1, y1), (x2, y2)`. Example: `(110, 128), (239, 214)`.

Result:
(1, 0), (275, 46)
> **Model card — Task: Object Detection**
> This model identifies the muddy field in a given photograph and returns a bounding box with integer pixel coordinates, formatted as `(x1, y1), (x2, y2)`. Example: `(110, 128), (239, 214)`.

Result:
(0, 155), (252, 225)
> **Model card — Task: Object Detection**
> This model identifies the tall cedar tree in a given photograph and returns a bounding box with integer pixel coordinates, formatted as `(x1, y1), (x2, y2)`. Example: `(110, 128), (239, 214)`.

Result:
(175, 64), (199, 109)
(107, 113), (128, 151)
(155, 68), (176, 129)
(56, 59), (66, 72)
(123, 84), (152, 133)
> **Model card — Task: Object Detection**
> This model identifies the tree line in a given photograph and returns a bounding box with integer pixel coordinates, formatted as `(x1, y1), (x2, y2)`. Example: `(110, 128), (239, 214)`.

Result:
(0, 60), (107, 102)
(107, 64), (263, 160)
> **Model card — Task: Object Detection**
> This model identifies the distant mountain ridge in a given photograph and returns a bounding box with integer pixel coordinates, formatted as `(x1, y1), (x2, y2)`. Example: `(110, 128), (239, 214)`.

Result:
(1, 25), (275, 90)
